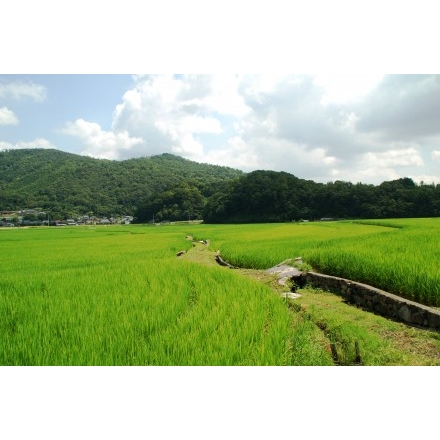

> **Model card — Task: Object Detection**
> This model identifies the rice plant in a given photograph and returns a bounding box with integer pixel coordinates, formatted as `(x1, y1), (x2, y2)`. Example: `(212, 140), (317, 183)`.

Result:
(0, 225), (331, 365)
(200, 219), (440, 307)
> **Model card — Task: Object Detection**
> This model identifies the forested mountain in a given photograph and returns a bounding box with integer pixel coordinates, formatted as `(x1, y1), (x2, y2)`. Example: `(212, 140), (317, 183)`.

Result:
(0, 149), (243, 219)
(2, 149), (440, 223)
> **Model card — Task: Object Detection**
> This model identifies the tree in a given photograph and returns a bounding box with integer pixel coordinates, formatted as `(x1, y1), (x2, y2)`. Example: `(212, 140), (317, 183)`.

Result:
(134, 184), (205, 223)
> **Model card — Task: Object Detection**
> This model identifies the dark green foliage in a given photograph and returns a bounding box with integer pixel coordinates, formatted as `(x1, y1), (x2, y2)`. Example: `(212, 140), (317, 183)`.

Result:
(0, 149), (243, 218)
(204, 171), (308, 223)
(134, 183), (205, 223)
(2, 149), (440, 223)
(203, 171), (440, 223)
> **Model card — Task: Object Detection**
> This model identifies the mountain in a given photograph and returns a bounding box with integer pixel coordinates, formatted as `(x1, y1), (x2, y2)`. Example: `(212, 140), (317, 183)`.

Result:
(3, 149), (440, 224)
(0, 149), (243, 218)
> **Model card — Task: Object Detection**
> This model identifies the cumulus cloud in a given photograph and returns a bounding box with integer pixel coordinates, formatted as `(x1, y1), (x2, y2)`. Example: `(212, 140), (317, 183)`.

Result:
(0, 80), (47, 102)
(0, 138), (55, 151)
(347, 167), (401, 185)
(363, 148), (424, 168)
(323, 146), (428, 185)
(190, 76), (363, 182)
(410, 174), (440, 185)
(110, 75), (246, 160)
(313, 74), (384, 105)
(196, 136), (261, 171)
(0, 107), (18, 125)
(432, 150), (440, 162)
(61, 119), (144, 159)
(234, 75), (377, 163)
(155, 114), (222, 157)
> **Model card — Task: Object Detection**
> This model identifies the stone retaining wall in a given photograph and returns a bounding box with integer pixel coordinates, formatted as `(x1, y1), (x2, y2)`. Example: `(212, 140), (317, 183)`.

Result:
(303, 272), (440, 330)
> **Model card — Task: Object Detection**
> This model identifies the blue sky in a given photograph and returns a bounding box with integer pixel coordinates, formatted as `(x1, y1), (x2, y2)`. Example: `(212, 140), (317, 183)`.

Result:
(2, 73), (440, 185)
(0, 74), (133, 144)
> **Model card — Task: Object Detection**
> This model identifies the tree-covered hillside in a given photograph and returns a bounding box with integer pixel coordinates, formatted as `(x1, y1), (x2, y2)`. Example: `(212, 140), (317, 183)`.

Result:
(0, 149), (243, 219)
(2, 149), (440, 224)
(202, 171), (440, 223)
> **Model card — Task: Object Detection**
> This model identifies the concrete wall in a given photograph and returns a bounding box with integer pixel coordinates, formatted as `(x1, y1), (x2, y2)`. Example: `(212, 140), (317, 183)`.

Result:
(303, 272), (440, 330)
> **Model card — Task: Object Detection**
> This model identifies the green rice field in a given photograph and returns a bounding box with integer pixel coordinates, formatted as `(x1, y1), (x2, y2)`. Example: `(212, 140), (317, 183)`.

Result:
(1, 218), (440, 365)
(0, 225), (331, 366)
(196, 218), (440, 307)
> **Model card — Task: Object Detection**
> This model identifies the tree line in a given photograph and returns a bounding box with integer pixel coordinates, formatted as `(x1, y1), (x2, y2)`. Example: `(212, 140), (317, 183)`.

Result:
(202, 171), (440, 223)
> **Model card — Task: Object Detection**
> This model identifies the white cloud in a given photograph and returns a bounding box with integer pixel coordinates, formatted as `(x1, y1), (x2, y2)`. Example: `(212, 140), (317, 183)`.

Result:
(363, 148), (424, 168)
(326, 147), (427, 185)
(155, 114), (222, 138)
(202, 75), (250, 117)
(95, 74), (387, 174)
(410, 174), (440, 185)
(196, 136), (260, 170)
(20, 138), (55, 149)
(0, 107), (18, 125)
(0, 138), (55, 150)
(0, 81), (47, 102)
(233, 75), (370, 161)
(170, 134), (204, 157)
(313, 75), (384, 105)
(432, 150), (440, 162)
(199, 133), (341, 183)
(155, 114), (222, 157)
(110, 75), (246, 160)
(61, 119), (144, 159)
(0, 142), (11, 151)
(349, 167), (401, 185)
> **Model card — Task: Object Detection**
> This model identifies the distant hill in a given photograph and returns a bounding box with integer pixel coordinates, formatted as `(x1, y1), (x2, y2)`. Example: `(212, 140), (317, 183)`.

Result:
(0, 149), (243, 218)
(2, 148), (440, 224)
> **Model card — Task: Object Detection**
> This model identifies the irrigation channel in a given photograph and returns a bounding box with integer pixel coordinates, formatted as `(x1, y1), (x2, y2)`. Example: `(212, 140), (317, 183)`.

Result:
(178, 236), (440, 366)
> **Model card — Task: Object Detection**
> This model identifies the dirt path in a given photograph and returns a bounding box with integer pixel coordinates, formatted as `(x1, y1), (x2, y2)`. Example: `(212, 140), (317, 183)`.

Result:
(180, 239), (284, 291)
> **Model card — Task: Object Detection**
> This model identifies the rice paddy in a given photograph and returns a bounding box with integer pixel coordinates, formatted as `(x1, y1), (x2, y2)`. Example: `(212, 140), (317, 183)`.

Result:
(1, 218), (440, 365)
(0, 225), (331, 365)
(197, 218), (440, 307)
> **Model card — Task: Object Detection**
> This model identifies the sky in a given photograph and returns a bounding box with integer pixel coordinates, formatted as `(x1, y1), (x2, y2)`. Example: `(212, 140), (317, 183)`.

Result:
(2, 73), (440, 186)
